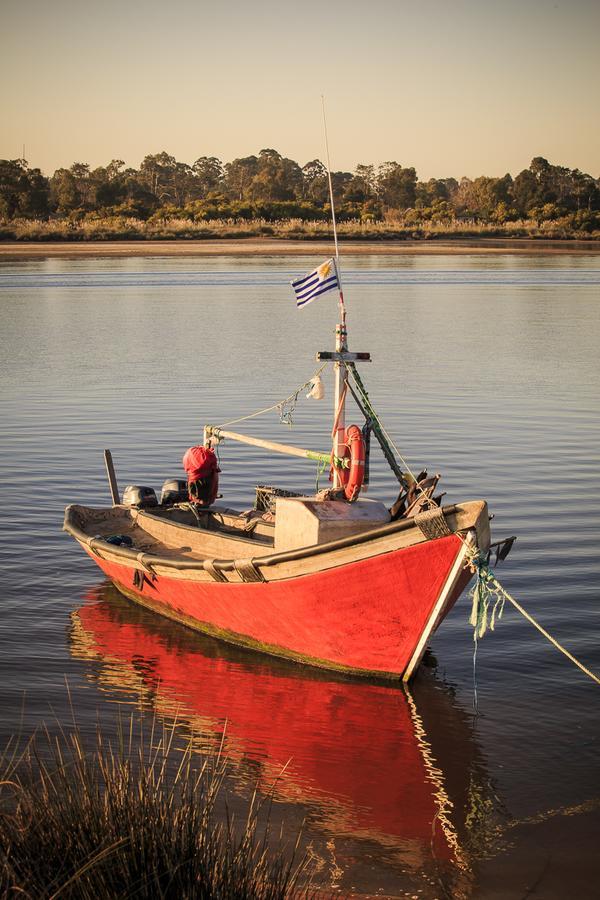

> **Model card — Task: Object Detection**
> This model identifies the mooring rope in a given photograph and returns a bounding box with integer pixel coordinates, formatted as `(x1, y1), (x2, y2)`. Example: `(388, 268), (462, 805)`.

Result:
(467, 552), (600, 687)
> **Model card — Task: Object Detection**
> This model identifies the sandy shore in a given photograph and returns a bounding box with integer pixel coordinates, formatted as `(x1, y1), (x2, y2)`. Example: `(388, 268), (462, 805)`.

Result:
(0, 238), (599, 258)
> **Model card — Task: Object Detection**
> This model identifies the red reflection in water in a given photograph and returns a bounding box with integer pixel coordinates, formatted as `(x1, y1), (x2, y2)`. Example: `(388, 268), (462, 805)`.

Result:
(71, 586), (478, 863)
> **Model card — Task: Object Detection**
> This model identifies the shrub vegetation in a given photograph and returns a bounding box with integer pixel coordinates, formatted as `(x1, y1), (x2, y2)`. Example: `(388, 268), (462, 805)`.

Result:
(0, 151), (598, 240)
(0, 719), (316, 899)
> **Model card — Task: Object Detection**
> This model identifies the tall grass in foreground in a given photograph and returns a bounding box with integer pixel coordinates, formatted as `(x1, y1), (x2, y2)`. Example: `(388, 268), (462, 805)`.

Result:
(0, 718), (317, 899)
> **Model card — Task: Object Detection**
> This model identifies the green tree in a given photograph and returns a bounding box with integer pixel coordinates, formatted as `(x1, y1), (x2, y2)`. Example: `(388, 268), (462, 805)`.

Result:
(301, 159), (328, 203)
(139, 152), (193, 205)
(330, 171), (352, 205)
(68, 163), (95, 208)
(223, 155), (259, 200)
(49, 168), (81, 214)
(191, 156), (224, 198)
(512, 168), (538, 216)
(0, 160), (50, 218)
(92, 160), (127, 208)
(377, 162), (417, 211)
(21, 167), (50, 216)
(343, 164), (376, 203)
(458, 174), (513, 219)
(570, 169), (600, 212)
(249, 150), (303, 202)
(355, 164), (376, 195)
(139, 152), (175, 197)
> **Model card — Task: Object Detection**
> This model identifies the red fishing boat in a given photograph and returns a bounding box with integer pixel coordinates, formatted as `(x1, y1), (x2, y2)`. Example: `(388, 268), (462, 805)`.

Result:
(64, 297), (505, 680)
(64, 166), (513, 680)
(64, 492), (491, 681)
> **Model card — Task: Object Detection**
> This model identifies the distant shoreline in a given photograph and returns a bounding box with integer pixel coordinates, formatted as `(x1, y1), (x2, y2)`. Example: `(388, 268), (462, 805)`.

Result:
(1, 237), (600, 258)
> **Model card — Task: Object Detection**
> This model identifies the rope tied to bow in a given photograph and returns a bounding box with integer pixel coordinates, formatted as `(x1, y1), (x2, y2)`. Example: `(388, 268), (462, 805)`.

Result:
(468, 554), (506, 640)
(466, 550), (600, 687)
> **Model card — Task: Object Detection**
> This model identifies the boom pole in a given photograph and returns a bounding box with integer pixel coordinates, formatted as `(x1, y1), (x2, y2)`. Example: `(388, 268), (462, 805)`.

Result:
(204, 426), (330, 464)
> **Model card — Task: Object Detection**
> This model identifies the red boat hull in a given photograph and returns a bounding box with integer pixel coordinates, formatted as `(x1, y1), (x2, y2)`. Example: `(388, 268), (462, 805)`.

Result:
(83, 532), (472, 679)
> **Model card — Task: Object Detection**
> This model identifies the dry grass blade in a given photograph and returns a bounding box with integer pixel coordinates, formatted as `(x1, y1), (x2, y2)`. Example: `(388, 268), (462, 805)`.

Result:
(0, 714), (318, 899)
(2, 213), (598, 242)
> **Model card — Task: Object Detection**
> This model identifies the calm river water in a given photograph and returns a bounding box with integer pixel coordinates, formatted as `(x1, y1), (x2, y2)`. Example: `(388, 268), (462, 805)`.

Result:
(1, 252), (599, 897)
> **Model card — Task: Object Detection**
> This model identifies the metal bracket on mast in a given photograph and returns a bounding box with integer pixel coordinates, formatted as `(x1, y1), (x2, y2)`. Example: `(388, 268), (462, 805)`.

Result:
(316, 351), (371, 362)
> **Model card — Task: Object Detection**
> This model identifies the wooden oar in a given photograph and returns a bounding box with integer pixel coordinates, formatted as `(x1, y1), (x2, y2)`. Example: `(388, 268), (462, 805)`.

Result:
(103, 449), (120, 505)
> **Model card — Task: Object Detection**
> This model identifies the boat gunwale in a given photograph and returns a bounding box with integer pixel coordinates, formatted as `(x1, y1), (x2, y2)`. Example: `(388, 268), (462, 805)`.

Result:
(63, 501), (482, 574)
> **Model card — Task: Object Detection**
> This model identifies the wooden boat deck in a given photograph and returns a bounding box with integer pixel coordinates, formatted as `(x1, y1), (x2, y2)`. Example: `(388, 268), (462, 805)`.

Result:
(65, 499), (490, 582)
(71, 503), (275, 562)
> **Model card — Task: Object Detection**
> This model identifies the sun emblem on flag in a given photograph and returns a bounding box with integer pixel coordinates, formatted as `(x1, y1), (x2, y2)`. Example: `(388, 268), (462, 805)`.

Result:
(317, 260), (332, 280)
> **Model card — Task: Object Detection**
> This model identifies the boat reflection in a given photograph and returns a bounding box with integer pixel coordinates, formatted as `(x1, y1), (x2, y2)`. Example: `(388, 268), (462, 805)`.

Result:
(70, 582), (490, 874)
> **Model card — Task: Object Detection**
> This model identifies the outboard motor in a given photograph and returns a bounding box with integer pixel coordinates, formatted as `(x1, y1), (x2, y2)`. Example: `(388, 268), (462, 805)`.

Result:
(122, 485), (158, 508)
(182, 446), (220, 507)
(160, 478), (188, 505)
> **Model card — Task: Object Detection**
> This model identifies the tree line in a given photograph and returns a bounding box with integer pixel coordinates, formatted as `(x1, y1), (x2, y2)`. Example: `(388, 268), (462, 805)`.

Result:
(0, 149), (598, 231)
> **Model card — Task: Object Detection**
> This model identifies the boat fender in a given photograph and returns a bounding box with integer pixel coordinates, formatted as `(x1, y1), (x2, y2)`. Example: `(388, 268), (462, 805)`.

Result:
(338, 424), (366, 502)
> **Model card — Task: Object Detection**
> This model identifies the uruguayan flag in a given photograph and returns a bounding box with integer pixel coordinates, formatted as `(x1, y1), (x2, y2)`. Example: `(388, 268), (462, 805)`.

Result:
(291, 258), (339, 308)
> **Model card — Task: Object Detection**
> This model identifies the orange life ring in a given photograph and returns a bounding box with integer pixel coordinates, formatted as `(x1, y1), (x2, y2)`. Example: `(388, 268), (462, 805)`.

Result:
(337, 424), (366, 502)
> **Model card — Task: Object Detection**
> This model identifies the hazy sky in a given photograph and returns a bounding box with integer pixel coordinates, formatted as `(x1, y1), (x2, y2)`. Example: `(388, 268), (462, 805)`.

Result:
(1, 0), (599, 179)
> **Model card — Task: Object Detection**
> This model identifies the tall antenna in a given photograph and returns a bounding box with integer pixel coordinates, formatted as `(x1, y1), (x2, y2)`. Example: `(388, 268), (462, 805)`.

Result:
(321, 96), (340, 263)
(321, 96), (346, 331)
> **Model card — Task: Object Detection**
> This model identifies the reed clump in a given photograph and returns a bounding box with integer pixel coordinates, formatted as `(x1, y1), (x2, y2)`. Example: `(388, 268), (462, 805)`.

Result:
(1, 213), (598, 242)
(0, 719), (316, 899)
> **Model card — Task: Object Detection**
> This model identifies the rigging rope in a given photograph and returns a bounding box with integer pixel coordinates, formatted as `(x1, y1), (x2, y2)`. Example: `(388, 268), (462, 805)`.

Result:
(346, 364), (445, 508)
(216, 359), (419, 496)
(217, 364), (328, 429)
(345, 364), (407, 487)
(467, 552), (600, 687)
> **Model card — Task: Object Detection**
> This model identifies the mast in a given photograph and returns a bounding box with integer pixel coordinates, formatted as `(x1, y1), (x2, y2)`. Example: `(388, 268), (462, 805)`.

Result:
(322, 97), (348, 489)
(208, 106), (371, 484)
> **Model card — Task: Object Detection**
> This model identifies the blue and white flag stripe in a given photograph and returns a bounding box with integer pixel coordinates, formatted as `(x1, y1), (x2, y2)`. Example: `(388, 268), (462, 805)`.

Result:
(295, 274), (338, 306)
(291, 259), (339, 308)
